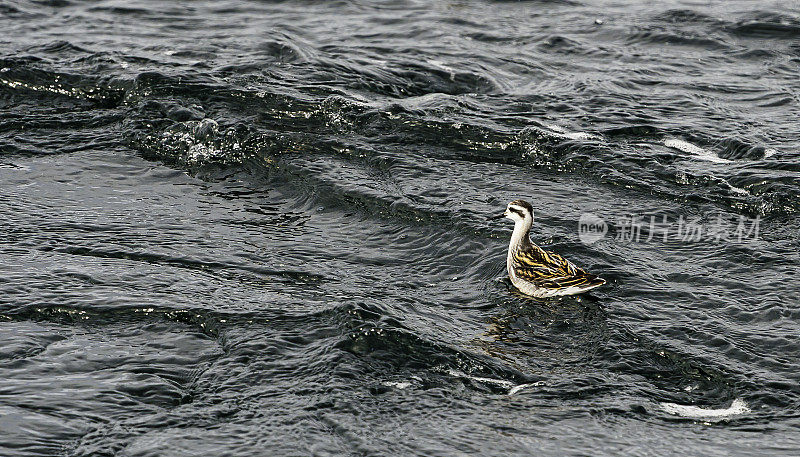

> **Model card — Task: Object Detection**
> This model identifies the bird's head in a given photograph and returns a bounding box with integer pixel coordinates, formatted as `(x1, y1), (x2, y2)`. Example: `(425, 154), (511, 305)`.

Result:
(491, 199), (534, 224)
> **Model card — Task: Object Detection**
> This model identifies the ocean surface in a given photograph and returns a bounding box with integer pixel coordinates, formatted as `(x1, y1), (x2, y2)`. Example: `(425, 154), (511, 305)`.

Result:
(2, 0), (800, 455)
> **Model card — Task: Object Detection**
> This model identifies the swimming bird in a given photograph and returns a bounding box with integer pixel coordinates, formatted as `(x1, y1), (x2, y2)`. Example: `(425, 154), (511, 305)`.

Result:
(492, 199), (605, 297)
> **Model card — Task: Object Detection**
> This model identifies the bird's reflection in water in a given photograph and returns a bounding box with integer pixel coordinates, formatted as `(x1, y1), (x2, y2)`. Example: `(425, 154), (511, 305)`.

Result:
(475, 285), (610, 374)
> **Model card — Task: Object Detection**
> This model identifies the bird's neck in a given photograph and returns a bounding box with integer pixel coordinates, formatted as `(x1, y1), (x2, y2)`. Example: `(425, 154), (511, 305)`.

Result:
(509, 217), (533, 251)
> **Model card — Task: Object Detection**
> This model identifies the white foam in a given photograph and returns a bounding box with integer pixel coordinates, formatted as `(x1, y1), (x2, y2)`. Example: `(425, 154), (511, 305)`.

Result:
(564, 131), (600, 140)
(764, 148), (778, 158)
(661, 398), (750, 419)
(546, 124), (602, 141)
(664, 139), (731, 163)
(720, 178), (749, 195)
(382, 381), (412, 389)
(508, 381), (545, 395)
(447, 369), (515, 389)
(447, 369), (542, 394)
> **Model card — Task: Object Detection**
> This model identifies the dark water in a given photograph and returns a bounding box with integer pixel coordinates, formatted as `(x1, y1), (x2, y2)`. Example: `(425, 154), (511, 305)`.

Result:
(2, 0), (800, 455)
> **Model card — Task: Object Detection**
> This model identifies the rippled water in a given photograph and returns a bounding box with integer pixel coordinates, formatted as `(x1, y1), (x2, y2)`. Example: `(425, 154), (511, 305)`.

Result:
(2, 0), (800, 455)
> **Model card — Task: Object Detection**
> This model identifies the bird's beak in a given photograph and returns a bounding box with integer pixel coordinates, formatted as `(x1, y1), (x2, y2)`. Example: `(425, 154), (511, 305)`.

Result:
(489, 212), (506, 221)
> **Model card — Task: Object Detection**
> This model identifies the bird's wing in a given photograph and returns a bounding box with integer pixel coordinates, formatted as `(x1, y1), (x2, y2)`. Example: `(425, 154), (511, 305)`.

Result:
(513, 244), (603, 289)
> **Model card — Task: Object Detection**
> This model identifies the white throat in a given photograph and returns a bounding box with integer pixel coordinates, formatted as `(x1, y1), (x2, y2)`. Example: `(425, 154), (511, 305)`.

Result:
(508, 215), (533, 251)
(506, 214), (533, 286)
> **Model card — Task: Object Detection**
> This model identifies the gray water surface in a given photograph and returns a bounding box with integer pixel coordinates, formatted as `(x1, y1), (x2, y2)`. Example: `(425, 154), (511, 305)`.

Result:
(2, 1), (800, 455)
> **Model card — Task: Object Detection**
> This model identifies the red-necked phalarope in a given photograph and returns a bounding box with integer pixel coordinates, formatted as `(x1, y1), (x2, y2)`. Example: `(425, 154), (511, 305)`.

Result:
(492, 199), (605, 297)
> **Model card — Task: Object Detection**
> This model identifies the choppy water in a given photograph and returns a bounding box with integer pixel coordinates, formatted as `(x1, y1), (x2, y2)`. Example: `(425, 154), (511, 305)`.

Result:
(2, 0), (800, 455)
